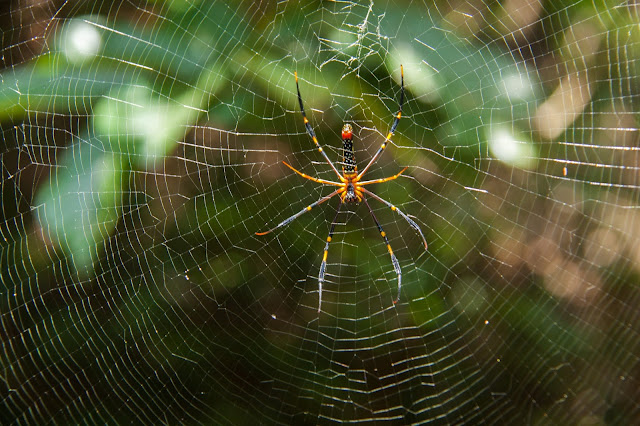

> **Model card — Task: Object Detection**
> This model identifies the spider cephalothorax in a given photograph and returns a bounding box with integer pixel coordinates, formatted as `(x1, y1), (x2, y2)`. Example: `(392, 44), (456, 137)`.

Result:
(257, 66), (428, 312)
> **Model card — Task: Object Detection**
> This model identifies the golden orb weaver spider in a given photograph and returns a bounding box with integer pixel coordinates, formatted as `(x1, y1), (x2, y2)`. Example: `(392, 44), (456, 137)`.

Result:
(256, 66), (428, 312)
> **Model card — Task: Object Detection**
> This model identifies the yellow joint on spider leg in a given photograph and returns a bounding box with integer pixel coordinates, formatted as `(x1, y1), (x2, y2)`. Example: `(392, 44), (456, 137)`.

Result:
(387, 244), (394, 255)
(306, 206), (312, 211)
(323, 250), (328, 261)
(391, 205), (397, 211)
(327, 236), (332, 242)
(381, 231), (386, 237)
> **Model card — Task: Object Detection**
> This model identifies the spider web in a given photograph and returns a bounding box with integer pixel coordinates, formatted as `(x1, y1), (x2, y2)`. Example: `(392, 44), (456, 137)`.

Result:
(1, 0), (639, 423)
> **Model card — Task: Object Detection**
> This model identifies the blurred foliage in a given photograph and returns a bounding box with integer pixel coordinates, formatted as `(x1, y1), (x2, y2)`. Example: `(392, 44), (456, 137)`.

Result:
(1, 0), (639, 423)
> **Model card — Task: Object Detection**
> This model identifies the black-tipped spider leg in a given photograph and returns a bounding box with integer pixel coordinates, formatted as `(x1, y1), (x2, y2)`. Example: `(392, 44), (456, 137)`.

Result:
(318, 203), (342, 312)
(256, 189), (342, 236)
(363, 197), (402, 304)
(295, 72), (343, 179)
(357, 65), (405, 179)
(362, 188), (428, 251)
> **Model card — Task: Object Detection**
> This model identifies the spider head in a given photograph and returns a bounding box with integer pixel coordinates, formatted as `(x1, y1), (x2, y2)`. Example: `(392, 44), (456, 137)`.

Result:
(342, 123), (353, 140)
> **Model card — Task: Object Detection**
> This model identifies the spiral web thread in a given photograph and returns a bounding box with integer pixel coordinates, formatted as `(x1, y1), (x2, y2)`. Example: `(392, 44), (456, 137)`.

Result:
(1, 0), (639, 423)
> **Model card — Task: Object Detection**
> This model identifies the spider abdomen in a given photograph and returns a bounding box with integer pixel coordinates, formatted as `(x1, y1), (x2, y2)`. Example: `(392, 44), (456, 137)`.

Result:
(342, 124), (357, 175)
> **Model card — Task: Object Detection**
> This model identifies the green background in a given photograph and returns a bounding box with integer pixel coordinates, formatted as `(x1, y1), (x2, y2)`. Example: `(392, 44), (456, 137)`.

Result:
(1, 0), (638, 423)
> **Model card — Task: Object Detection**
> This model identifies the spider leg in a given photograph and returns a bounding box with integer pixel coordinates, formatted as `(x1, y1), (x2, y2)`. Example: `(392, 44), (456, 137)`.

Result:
(359, 167), (408, 186)
(357, 65), (404, 180)
(318, 202), (342, 313)
(295, 72), (342, 179)
(363, 197), (402, 305)
(362, 188), (428, 250)
(282, 161), (343, 186)
(256, 188), (342, 236)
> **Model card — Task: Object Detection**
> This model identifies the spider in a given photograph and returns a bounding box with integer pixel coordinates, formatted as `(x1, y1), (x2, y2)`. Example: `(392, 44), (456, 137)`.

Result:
(257, 66), (428, 312)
